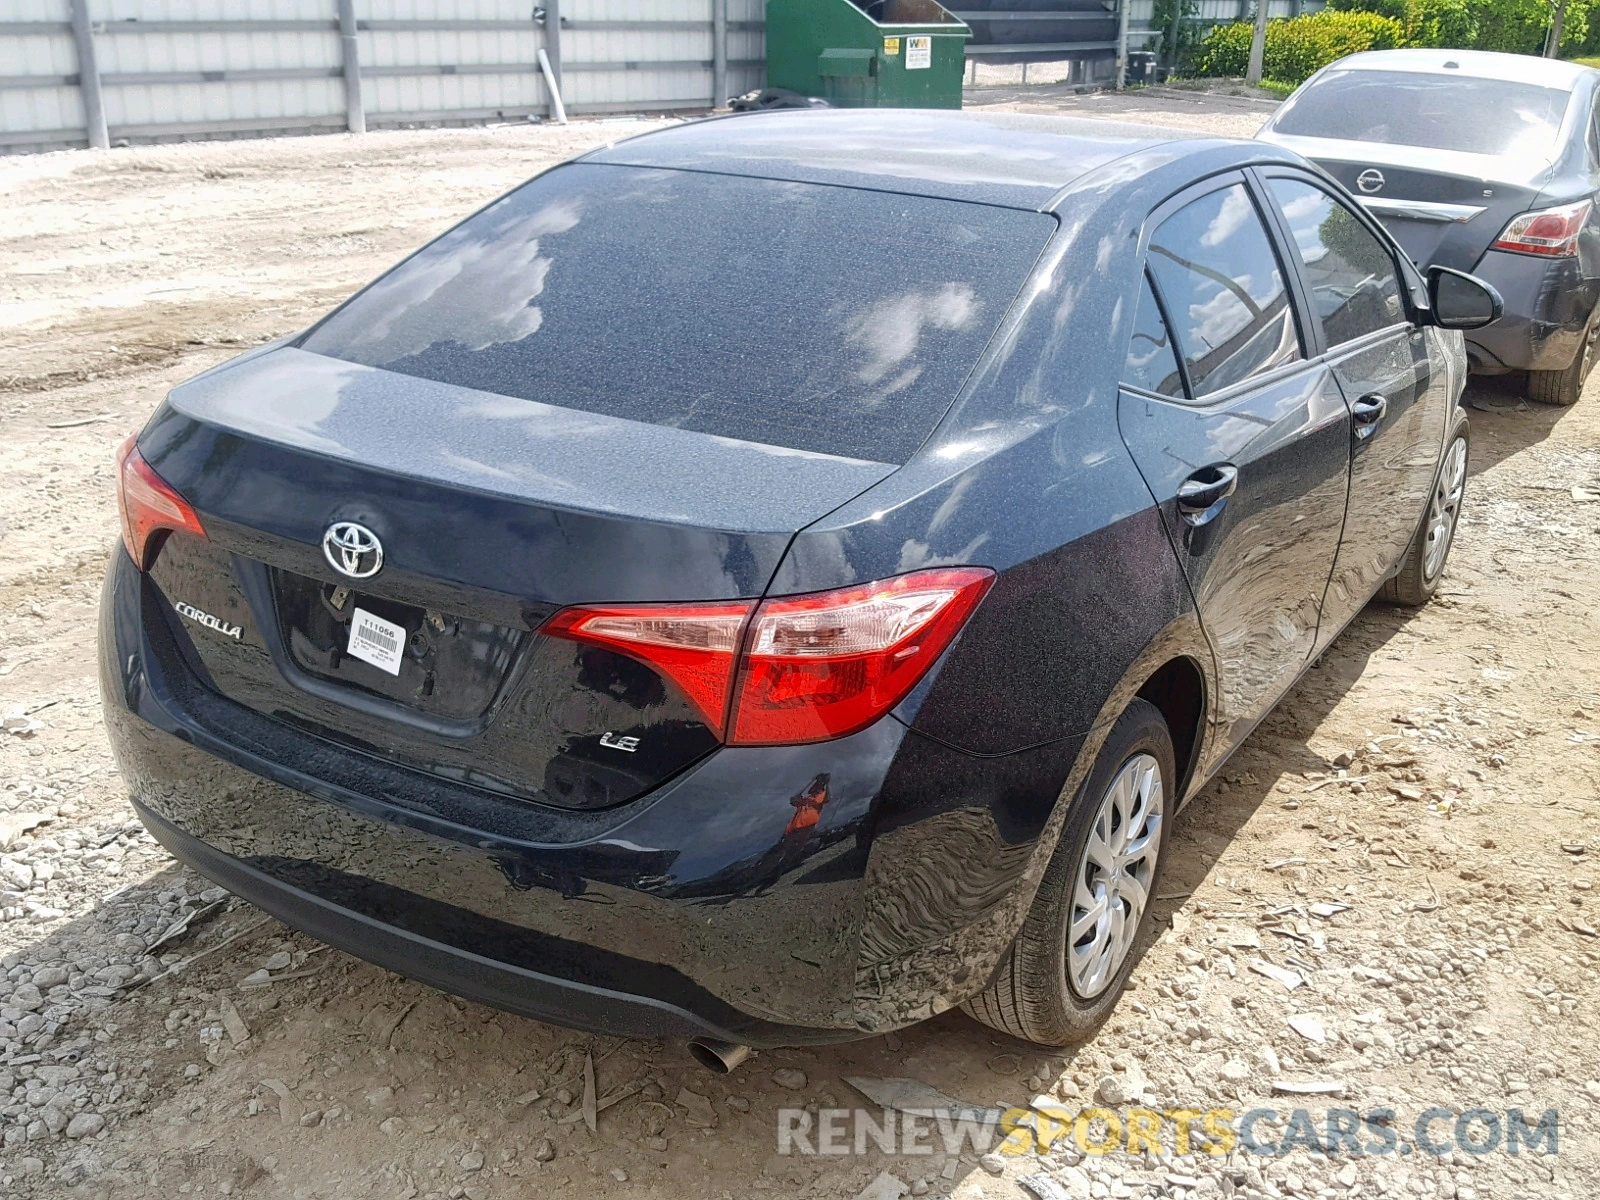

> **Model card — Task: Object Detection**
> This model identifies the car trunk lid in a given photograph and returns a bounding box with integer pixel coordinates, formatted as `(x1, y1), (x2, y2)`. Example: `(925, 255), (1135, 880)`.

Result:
(136, 346), (896, 811)
(1264, 135), (1552, 273)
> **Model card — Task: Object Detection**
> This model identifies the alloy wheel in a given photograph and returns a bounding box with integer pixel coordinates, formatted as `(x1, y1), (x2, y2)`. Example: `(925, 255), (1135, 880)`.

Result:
(1423, 435), (1468, 582)
(1067, 752), (1164, 999)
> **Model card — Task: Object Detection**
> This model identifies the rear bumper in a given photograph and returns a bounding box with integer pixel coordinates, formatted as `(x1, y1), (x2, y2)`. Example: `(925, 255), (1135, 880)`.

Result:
(100, 548), (1077, 1046)
(134, 798), (757, 1043)
(1464, 250), (1599, 374)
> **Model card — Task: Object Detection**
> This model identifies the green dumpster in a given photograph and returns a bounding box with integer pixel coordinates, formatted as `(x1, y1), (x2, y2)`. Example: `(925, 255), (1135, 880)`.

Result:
(766, 0), (971, 109)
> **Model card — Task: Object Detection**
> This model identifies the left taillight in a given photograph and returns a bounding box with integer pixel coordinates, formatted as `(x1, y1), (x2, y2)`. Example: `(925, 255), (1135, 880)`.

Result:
(1492, 199), (1592, 258)
(543, 567), (995, 746)
(116, 436), (205, 570)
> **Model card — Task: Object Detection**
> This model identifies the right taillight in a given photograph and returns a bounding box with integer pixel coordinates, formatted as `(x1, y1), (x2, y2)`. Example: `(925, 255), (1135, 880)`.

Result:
(1492, 199), (1591, 257)
(730, 568), (994, 745)
(115, 436), (205, 570)
(544, 567), (994, 746)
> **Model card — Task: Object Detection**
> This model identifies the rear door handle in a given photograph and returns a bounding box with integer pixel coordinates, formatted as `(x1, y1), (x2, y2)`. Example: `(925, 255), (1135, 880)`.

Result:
(1351, 393), (1388, 439)
(1176, 463), (1239, 527)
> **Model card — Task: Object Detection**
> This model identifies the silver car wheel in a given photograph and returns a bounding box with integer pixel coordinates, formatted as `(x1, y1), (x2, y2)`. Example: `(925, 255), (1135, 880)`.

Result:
(1067, 752), (1163, 999)
(1423, 435), (1468, 582)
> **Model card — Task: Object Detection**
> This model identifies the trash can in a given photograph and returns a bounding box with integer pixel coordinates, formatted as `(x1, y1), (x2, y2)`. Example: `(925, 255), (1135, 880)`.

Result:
(765, 0), (971, 109)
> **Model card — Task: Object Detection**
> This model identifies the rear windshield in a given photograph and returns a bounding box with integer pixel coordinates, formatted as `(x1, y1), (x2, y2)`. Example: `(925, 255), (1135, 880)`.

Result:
(301, 164), (1055, 464)
(1272, 69), (1571, 157)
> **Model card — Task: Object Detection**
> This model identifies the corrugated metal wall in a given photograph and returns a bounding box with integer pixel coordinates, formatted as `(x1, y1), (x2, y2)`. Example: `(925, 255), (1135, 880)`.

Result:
(358, 0), (548, 125)
(97, 0), (348, 140)
(1, 0), (1318, 153)
(1194, 0), (1312, 22)
(0, 0), (768, 152)
(561, 0), (763, 114)
(2, 0), (82, 149)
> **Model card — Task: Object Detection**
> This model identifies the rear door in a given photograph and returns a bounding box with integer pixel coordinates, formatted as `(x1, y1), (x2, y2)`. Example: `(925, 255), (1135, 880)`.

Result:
(1257, 170), (1451, 644)
(1116, 174), (1352, 764)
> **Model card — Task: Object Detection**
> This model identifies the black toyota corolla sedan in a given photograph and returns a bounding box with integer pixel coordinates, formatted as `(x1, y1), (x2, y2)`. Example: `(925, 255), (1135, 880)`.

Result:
(100, 110), (1499, 1059)
(1259, 49), (1600, 406)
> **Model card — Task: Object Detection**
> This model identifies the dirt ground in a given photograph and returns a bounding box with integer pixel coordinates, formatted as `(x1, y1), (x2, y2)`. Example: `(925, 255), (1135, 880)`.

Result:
(1, 91), (1598, 1200)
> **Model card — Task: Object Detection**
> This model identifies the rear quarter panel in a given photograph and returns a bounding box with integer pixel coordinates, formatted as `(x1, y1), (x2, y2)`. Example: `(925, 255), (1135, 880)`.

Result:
(768, 145), (1274, 1019)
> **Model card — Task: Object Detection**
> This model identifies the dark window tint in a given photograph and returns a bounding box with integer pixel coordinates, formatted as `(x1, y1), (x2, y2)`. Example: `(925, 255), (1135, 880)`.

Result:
(1123, 272), (1185, 396)
(300, 164), (1055, 464)
(1272, 69), (1569, 157)
(1146, 183), (1301, 398)
(1269, 178), (1406, 347)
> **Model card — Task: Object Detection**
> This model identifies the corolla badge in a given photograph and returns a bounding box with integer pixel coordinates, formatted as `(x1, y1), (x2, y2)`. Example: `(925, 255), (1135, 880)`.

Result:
(322, 521), (384, 580)
(174, 601), (242, 640)
(1357, 169), (1386, 194)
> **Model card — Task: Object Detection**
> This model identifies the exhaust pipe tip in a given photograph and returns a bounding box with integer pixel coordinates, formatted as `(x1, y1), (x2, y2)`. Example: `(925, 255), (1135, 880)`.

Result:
(687, 1038), (750, 1074)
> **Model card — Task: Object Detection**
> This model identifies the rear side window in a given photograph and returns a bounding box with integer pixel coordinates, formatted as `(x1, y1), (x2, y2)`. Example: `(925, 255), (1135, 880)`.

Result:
(1123, 272), (1185, 397)
(1145, 183), (1301, 398)
(1268, 178), (1406, 347)
(1272, 69), (1570, 158)
(301, 164), (1056, 464)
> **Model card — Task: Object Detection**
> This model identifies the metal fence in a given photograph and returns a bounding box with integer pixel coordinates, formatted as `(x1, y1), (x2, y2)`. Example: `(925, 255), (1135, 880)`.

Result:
(958, 0), (1324, 79)
(2, 0), (1318, 154)
(0, 0), (765, 154)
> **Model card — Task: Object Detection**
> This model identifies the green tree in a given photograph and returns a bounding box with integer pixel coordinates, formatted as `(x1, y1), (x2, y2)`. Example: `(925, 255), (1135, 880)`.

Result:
(1327, 0), (1409, 23)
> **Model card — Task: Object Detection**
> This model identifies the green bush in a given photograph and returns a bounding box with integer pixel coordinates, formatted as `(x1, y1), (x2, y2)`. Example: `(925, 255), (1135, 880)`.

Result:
(1403, 0), (1479, 47)
(1269, 10), (1405, 80)
(1467, 0), (1548, 52)
(1194, 9), (1406, 85)
(1192, 0), (1600, 81)
(1326, 0), (1408, 24)
(1193, 20), (1253, 76)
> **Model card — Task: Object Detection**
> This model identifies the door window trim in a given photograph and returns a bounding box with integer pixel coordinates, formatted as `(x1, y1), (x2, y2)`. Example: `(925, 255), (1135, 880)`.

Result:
(1128, 170), (1316, 408)
(1251, 165), (1424, 349)
(1134, 265), (1194, 400)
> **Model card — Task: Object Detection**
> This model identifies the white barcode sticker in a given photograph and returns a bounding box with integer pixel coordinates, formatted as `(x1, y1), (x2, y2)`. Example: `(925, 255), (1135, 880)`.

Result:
(347, 607), (405, 676)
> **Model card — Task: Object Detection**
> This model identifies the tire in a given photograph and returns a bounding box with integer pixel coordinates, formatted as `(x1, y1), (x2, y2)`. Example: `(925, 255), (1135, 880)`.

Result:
(963, 698), (1175, 1047)
(1527, 311), (1600, 407)
(1378, 409), (1469, 607)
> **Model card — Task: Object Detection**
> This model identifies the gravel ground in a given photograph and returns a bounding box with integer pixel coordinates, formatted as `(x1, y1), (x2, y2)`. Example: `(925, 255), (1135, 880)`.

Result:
(1, 96), (1598, 1200)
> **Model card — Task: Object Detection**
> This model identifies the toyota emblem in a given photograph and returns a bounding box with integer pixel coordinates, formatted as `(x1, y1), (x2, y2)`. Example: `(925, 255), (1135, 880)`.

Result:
(1356, 169), (1385, 194)
(322, 521), (384, 580)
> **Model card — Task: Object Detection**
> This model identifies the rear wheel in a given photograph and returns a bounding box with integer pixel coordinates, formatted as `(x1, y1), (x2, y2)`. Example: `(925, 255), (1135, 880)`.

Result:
(1378, 410), (1469, 607)
(1527, 310), (1600, 406)
(963, 699), (1173, 1047)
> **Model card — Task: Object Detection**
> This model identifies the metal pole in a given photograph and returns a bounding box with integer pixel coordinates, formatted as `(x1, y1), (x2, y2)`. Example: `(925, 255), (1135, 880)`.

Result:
(545, 0), (563, 104)
(712, 0), (727, 108)
(336, 0), (364, 134)
(68, 0), (108, 150)
(1115, 0), (1129, 89)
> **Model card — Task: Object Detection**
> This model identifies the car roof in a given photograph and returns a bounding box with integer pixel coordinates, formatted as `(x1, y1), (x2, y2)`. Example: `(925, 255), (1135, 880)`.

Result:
(582, 108), (1223, 210)
(1325, 48), (1598, 90)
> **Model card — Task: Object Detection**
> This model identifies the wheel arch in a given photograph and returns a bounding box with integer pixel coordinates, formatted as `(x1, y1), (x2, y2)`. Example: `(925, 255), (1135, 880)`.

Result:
(1135, 653), (1208, 805)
